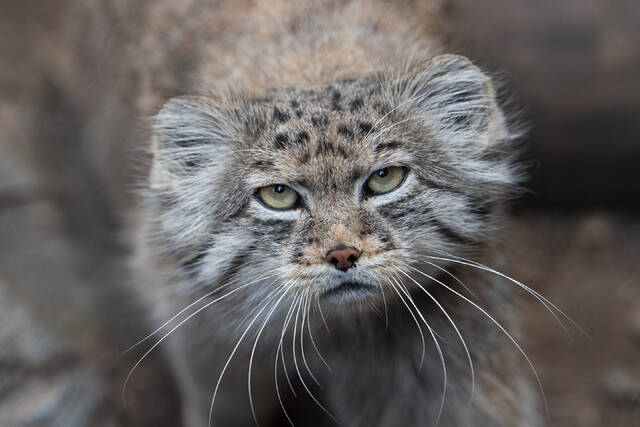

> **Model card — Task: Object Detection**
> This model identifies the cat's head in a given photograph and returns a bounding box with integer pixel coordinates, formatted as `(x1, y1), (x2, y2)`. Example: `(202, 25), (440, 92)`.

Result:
(146, 54), (521, 313)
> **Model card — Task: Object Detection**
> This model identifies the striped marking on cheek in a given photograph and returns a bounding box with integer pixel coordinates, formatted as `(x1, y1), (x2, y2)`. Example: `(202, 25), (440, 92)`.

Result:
(431, 218), (475, 246)
(216, 249), (252, 286)
(181, 248), (209, 278)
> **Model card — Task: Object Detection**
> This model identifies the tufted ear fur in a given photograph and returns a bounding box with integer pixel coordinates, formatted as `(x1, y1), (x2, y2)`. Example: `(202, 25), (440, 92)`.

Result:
(150, 96), (233, 191)
(397, 54), (507, 149)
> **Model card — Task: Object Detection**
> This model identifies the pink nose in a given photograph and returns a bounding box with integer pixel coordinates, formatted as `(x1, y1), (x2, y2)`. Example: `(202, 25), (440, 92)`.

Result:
(325, 246), (361, 271)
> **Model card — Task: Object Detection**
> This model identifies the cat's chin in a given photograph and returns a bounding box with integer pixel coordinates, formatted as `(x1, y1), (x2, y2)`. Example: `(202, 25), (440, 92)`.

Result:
(321, 280), (378, 303)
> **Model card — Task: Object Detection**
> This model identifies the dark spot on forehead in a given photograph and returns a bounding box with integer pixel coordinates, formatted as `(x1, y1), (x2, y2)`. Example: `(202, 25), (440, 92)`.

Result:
(295, 109), (303, 118)
(311, 113), (329, 128)
(290, 99), (300, 108)
(296, 131), (310, 143)
(331, 90), (342, 111)
(349, 98), (364, 112)
(274, 133), (289, 148)
(315, 138), (348, 158)
(374, 140), (401, 153)
(358, 121), (373, 134)
(337, 125), (354, 139)
(335, 144), (348, 157)
(316, 139), (334, 155)
(273, 107), (290, 123)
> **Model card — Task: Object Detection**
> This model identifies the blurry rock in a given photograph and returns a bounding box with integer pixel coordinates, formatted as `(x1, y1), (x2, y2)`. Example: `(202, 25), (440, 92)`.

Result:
(0, 282), (116, 427)
(574, 213), (615, 249)
(601, 368), (640, 407)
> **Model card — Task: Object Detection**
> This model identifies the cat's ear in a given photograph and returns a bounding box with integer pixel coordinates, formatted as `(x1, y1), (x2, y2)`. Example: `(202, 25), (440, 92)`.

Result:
(397, 54), (507, 148)
(150, 96), (232, 191)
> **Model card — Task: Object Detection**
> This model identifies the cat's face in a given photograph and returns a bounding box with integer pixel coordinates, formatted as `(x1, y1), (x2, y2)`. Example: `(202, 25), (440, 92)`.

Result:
(148, 55), (518, 313)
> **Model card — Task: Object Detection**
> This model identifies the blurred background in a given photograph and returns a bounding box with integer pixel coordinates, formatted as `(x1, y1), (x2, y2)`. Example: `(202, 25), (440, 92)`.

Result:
(1, 1), (638, 425)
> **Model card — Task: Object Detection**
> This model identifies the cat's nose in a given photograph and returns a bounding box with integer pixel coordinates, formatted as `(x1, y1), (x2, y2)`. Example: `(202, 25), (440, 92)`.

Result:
(325, 246), (361, 271)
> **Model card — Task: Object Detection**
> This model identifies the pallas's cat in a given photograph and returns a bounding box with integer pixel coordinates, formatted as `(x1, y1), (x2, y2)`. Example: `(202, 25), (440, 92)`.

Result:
(131, 1), (544, 425)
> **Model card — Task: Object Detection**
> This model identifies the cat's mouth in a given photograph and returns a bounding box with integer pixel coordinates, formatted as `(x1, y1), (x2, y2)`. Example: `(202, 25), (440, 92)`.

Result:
(321, 280), (377, 299)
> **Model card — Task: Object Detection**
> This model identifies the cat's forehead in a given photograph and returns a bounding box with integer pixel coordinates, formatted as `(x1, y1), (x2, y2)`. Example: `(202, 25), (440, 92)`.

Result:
(240, 78), (407, 191)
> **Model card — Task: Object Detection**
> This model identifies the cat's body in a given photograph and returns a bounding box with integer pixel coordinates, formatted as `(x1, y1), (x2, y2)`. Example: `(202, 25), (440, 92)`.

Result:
(131, 1), (542, 426)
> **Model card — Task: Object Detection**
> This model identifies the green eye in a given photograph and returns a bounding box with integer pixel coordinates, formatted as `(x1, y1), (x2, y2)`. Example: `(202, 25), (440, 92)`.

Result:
(257, 184), (299, 210)
(366, 166), (406, 195)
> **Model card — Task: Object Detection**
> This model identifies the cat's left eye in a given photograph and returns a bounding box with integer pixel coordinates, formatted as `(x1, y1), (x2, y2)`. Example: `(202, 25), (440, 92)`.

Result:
(257, 184), (299, 210)
(366, 166), (406, 195)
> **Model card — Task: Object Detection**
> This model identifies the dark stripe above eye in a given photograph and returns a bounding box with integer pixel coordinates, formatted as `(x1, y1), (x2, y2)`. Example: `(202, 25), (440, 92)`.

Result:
(373, 140), (401, 153)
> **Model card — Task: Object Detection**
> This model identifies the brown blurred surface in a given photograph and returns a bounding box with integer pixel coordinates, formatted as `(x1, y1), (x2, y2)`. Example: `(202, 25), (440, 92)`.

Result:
(508, 213), (640, 426)
(454, 0), (640, 209)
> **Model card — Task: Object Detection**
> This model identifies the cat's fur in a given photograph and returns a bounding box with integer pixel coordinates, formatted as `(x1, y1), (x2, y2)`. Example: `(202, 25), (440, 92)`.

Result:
(132, 1), (542, 426)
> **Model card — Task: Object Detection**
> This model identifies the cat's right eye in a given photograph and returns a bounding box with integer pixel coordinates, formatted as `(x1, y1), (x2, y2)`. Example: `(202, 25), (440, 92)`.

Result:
(365, 166), (406, 195)
(256, 184), (299, 210)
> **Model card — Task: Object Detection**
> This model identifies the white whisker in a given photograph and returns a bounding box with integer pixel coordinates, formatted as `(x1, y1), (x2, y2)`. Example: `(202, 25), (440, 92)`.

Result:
(122, 275), (271, 407)
(418, 250), (589, 340)
(394, 265), (475, 404)
(407, 263), (550, 419)
(209, 283), (288, 427)
(274, 295), (298, 427)
(248, 281), (293, 426)
(389, 276), (447, 425)
(306, 294), (332, 372)
(378, 283), (390, 331)
(278, 293), (299, 397)
(291, 291), (337, 422)
(300, 293), (322, 388)
(387, 276), (426, 370)
(315, 295), (330, 333)
(122, 271), (277, 354)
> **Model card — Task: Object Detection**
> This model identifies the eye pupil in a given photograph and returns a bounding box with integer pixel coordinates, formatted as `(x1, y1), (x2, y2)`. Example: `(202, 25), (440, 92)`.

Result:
(274, 185), (285, 193)
(377, 168), (388, 178)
